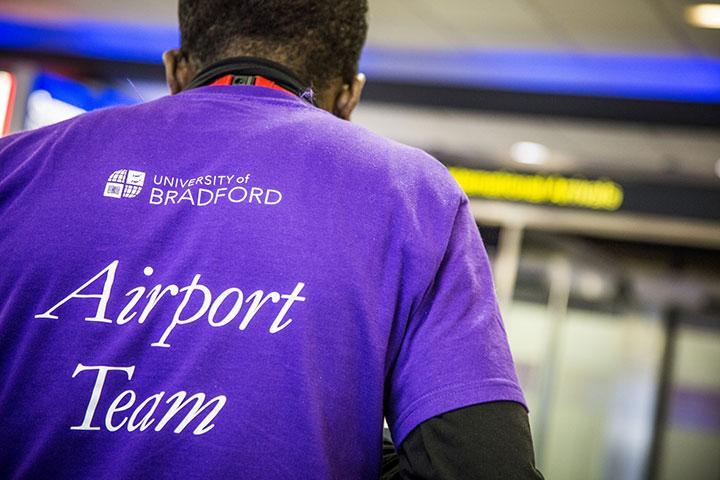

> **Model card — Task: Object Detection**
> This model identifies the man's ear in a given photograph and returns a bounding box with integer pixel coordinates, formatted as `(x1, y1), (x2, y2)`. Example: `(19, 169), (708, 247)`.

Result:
(163, 49), (192, 94)
(333, 73), (366, 120)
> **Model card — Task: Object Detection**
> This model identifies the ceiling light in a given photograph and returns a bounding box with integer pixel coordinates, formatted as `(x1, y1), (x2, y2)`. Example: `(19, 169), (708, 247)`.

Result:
(685, 4), (720, 29)
(576, 271), (607, 301)
(510, 141), (550, 165)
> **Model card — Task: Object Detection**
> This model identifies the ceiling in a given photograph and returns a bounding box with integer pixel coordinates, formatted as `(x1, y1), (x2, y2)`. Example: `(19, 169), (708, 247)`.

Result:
(368, 0), (720, 57)
(1, 0), (718, 56)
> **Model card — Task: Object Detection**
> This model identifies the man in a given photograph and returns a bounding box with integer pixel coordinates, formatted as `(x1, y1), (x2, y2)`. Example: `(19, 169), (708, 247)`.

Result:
(0, 1), (542, 478)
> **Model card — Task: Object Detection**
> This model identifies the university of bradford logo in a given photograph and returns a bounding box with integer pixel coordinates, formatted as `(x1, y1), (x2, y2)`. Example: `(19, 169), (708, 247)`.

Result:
(104, 169), (146, 199)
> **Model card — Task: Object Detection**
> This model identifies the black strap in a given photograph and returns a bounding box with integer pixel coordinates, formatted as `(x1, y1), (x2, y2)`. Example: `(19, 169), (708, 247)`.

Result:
(185, 56), (316, 105)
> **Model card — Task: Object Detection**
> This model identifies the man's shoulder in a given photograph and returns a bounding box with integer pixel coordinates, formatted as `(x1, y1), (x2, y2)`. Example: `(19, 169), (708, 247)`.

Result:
(0, 101), (148, 177)
(1, 93), (462, 206)
(301, 107), (461, 199)
(1, 100), (146, 148)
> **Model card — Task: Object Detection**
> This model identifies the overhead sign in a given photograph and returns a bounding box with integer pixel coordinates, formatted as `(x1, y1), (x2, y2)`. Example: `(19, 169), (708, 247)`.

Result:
(448, 165), (720, 221)
(449, 167), (624, 211)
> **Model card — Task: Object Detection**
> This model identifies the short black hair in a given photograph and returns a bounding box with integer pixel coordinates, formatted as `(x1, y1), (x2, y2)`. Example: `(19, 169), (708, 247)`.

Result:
(179, 0), (368, 91)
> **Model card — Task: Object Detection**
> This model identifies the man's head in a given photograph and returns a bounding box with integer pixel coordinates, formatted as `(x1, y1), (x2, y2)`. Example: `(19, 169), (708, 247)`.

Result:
(164, 0), (369, 119)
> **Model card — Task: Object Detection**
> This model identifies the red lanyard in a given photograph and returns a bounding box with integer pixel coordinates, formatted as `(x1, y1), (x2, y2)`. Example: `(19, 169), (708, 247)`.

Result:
(210, 74), (294, 97)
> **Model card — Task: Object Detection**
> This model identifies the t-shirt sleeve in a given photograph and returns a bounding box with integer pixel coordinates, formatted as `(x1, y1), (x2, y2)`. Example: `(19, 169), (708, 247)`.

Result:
(385, 194), (527, 447)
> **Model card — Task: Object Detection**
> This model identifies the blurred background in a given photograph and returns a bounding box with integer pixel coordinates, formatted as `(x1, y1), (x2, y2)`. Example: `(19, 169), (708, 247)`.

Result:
(0, 1), (719, 478)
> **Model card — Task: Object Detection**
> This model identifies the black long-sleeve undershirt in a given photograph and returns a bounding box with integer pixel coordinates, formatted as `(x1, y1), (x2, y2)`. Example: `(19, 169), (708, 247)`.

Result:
(381, 401), (544, 480)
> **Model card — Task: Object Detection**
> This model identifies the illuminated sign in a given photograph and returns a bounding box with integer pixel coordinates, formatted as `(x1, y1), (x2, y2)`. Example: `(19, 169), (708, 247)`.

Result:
(0, 71), (16, 136)
(449, 166), (624, 211)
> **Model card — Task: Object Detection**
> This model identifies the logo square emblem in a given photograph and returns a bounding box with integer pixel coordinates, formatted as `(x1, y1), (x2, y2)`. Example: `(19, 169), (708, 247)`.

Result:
(104, 169), (146, 199)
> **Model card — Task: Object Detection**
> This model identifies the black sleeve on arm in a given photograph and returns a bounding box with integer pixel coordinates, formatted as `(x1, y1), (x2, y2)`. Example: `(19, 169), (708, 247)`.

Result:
(394, 401), (544, 480)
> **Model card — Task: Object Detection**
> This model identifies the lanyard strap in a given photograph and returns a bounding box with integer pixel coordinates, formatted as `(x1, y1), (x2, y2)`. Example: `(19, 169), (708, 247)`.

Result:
(209, 74), (294, 97)
(185, 56), (316, 106)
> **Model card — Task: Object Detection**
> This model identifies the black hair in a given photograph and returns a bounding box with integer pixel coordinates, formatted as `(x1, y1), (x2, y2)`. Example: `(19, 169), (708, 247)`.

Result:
(179, 0), (368, 91)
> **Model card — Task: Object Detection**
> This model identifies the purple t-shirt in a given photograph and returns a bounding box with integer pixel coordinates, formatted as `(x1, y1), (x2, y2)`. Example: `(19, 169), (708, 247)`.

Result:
(0, 86), (525, 479)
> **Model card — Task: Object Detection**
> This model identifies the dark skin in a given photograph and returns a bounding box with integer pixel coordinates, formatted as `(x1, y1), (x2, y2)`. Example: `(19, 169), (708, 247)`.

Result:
(162, 49), (366, 120)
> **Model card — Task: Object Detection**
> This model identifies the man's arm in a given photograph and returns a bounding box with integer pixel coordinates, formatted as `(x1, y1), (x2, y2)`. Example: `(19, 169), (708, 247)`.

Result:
(382, 401), (543, 480)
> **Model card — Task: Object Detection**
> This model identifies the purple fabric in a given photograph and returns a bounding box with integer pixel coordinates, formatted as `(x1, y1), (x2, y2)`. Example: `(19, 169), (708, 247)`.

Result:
(0, 86), (525, 479)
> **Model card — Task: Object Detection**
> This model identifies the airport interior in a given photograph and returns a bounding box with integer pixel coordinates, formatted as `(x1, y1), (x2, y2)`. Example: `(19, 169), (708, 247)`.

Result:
(0, 1), (719, 479)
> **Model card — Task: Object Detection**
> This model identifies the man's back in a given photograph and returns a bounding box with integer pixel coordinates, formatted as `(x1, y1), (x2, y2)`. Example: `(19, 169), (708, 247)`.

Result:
(0, 86), (524, 479)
